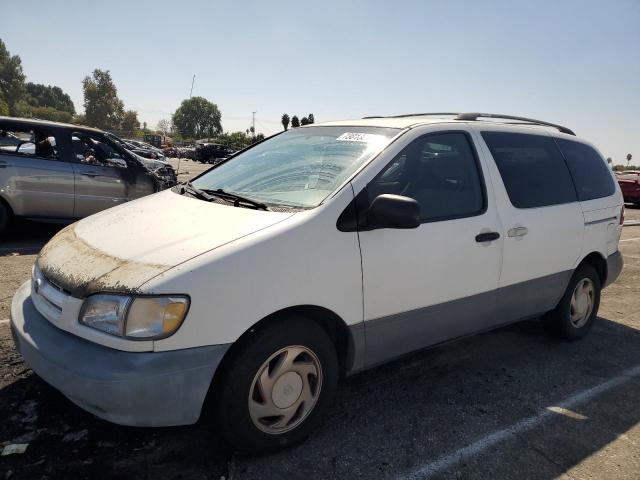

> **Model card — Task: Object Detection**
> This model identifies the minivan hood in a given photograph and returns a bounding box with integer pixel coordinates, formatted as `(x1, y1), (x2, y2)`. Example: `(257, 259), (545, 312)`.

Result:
(37, 190), (295, 297)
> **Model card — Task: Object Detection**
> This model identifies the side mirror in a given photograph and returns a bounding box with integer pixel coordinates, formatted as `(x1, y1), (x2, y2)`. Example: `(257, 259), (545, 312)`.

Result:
(367, 194), (420, 229)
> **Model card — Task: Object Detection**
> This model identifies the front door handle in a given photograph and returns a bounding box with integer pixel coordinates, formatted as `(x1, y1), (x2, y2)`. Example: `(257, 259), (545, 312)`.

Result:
(508, 226), (528, 237)
(475, 231), (500, 242)
(81, 172), (99, 178)
(0, 161), (7, 168)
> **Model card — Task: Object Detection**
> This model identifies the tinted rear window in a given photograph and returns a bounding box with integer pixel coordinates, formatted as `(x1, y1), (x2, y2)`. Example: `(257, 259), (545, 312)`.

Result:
(482, 132), (577, 209)
(555, 139), (615, 201)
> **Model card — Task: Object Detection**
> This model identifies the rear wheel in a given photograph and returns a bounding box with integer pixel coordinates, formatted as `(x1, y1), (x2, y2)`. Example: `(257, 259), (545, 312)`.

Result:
(214, 317), (339, 453)
(542, 264), (601, 340)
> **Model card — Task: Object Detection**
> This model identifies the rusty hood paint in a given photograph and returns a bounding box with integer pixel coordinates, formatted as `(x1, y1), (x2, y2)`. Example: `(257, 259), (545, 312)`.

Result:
(37, 190), (295, 297)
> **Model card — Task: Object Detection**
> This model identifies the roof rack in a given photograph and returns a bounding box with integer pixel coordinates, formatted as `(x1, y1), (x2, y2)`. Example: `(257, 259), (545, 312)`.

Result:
(361, 112), (575, 136)
(454, 113), (575, 135)
(363, 112), (459, 119)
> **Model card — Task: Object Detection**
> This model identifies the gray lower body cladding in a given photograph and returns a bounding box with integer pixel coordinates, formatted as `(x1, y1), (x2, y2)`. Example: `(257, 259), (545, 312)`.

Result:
(11, 282), (229, 427)
(360, 261), (616, 368)
(360, 251), (623, 368)
(604, 250), (623, 288)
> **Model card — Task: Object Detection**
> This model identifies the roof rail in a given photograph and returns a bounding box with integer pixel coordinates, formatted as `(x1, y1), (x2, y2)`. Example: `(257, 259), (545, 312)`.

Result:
(363, 112), (459, 119)
(361, 112), (575, 135)
(455, 112), (575, 135)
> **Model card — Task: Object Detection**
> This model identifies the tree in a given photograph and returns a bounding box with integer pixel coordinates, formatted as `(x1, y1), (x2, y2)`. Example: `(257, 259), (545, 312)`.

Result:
(82, 69), (124, 130)
(301, 116), (309, 126)
(281, 113), (290, 131)
(0, 39), (26, 115)
(24, 83), (75, 114)
(308, 113), (314, 124)
(16, 82), (76, 122)
(172, 96), (222, 139)
(291, 115), (300, 128)
(73, 113), (87, 125)
(157, 119), (171, 139)
(227, 131), (251, 149)
(121, 110), (140, 136)
(16, 104), (73, 123)
(627, 153), (633, 168)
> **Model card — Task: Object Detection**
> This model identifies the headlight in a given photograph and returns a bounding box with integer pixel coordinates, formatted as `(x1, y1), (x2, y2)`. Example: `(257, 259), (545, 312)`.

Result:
(79, 294), (189, 339)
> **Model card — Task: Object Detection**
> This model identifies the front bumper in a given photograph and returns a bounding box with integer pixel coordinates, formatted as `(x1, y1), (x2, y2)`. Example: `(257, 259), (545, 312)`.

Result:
(11, 281), (229, 427)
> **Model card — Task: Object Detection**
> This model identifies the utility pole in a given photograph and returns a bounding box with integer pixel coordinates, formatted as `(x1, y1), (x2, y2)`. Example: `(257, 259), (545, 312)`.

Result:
(189, 74), (195, 98)
(252, 111), (256, 138)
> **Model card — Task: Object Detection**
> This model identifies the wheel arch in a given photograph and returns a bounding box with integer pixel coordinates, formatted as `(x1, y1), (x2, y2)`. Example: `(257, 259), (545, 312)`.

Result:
(0, 193), (14, 231)
(0, 193), (14, 215)
(202, 305), (357, 419)
(577, 251), (607, 286)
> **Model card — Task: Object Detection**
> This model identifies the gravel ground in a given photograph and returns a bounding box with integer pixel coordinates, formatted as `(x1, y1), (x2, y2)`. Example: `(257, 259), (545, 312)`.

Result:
(0, 181), (639, 479)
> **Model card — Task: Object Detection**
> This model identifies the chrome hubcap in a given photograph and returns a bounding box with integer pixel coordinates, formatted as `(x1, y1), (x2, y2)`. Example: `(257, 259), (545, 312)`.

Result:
(248, 345), (322, 434)
(570, 278), (595, 328)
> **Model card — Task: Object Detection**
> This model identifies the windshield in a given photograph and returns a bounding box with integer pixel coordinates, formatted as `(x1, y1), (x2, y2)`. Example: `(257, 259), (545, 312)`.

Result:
(192, 126), (399, 208)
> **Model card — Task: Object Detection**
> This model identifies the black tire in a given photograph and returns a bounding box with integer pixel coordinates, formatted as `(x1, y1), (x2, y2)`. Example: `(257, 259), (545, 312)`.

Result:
(541, 264), (601, 340)
(214, 316), (339, 453)
(0, 201), (10, 235)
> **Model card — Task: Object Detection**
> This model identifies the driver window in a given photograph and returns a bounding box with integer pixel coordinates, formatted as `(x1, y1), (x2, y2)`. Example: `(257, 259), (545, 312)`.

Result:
(71, 132), (127, 168)
(0, 126), (58, 160)
(368, 132), (485, 222)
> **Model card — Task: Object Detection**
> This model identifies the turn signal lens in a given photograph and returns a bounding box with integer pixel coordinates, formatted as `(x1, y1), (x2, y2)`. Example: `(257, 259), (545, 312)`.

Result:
(124, 296), (189, 339)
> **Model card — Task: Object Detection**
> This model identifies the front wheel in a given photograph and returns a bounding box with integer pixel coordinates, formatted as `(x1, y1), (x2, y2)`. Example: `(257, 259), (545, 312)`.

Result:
(213, 317), (339, 453)
(542, 264), (601, 340)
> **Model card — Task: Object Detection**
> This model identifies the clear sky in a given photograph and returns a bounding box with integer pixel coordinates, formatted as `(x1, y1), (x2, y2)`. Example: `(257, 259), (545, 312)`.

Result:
(3, 0), (639, 164)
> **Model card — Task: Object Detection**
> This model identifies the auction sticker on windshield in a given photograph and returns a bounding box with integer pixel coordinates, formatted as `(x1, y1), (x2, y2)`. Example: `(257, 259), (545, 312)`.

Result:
(336, 132), (386, 143)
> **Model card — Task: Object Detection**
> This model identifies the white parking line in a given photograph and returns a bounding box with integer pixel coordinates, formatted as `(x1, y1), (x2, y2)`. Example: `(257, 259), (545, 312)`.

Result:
(400, 364), (640, 480)
(620, 237), (640, 243)
(0, 319), (9, 325)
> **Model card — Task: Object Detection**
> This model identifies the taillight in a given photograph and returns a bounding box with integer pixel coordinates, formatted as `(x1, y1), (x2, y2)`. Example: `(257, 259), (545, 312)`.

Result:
(620, 205), (625, 225)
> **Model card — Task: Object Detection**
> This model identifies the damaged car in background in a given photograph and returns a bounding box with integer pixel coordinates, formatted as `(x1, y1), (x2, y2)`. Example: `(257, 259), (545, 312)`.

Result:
(0, 117), (177, 234)
(104, 132), (176, 188)
(105, 133), (168, 162)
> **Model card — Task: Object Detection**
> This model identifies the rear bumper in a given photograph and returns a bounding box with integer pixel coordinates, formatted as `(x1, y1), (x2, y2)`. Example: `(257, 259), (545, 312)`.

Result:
(604, 251), (624, 288)
(11, 281), (230, 426)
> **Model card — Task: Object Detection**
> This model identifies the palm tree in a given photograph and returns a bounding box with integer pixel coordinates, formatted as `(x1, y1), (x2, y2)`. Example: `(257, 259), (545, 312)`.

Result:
(291, 115), (300, 128)
(627, 153), (633, 168)
(301, 116), (309, 126)
(281, 113), (290, 131)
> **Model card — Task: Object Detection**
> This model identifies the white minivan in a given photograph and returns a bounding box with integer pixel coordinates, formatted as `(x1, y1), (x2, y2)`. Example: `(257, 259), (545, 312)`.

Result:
(11, 113), (624, 452)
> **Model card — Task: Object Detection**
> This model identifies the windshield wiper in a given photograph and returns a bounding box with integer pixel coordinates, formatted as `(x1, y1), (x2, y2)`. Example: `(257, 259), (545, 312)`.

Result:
(180, 181), (214, 201)
(203, 188), (269, 211)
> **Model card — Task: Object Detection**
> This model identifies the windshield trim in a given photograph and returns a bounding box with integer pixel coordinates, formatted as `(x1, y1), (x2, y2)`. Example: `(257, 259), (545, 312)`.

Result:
(187, 125), (406, 209)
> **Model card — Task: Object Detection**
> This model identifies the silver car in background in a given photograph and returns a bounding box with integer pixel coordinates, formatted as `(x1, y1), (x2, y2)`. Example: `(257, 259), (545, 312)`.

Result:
(0, 117), (177, 234)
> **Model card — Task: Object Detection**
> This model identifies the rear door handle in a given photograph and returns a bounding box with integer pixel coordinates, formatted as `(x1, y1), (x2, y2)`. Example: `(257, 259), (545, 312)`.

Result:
(0, 161), (7, 168)
(508, 226), (528, 237)
(475, 231), (500, 242)
(81, 172), (99, 178)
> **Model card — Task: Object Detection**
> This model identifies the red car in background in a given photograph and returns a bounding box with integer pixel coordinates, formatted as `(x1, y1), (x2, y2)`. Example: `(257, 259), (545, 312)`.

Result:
(617, 171), (640, 205)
